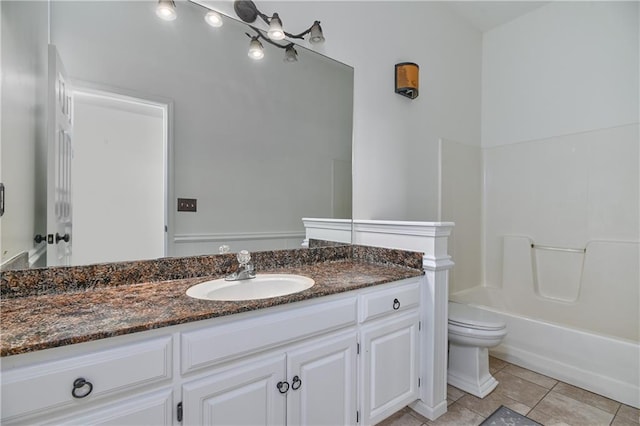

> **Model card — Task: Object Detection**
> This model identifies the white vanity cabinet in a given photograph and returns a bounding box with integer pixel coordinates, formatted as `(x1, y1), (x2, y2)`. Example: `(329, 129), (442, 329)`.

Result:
(285, 331), (357, 425)
(0, 336), (174, 425)
(182, 330), (357, 426)
(179, 293), (359, 426)
(182, 353), (287, 426)
(1, 276), (423, 426)
(359, 279), (421, 425)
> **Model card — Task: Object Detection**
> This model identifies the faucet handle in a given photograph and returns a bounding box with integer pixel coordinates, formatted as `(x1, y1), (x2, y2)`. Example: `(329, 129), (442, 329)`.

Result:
(237, 250), (251, 266)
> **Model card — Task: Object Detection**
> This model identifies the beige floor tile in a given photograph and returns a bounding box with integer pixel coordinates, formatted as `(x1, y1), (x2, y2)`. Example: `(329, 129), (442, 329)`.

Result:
(447, 384), (467, 403)
(616, 404), (640, 423)
(489, 356), (508, 374)
(612, 415), (640, 426)
(552, 382), (620, 414)
(456, 391), (531, 418)
(376, 409), (425, 426)
(527, 391), (614, 426)
(502, 364), (558, 389)
(493, 370), (549, 407)
(426, 403), (484, 426)
(406, 408), (430, 424)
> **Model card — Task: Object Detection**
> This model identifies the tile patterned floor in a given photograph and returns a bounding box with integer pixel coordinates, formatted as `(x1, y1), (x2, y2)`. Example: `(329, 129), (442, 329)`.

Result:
(377, 357), (640, 426)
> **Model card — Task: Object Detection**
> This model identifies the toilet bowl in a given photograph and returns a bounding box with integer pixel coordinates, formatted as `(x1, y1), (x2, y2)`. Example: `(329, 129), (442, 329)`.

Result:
(447, 301), (507, 398)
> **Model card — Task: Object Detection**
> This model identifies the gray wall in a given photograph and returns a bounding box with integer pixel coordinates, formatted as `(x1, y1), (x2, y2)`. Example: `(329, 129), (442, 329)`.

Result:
(50, 1), (353, 255)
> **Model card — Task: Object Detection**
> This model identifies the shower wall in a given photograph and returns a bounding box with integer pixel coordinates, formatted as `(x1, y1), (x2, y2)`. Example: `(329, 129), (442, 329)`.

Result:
(481, 1), (639, 291)
(442, 1), (639, 296)
(483, 125), (639, 291)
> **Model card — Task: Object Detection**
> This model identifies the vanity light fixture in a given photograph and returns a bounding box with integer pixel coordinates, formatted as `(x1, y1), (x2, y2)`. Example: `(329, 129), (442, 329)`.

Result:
(234, 0), (325, 61)
(156, 0), (177, 21)
(248, 36), (265, 60)
(153, 0), (314, 63)
(395, 62), (419, 99)
(284, 45), (298, 62)
(245, 27), (298, 62)
(204, 10), (223, 28)
(309, 21), (325, 44)
(267, 13), (285, 41)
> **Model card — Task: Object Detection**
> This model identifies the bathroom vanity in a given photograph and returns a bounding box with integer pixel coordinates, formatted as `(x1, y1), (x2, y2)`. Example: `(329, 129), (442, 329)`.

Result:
(0, 245), (424, 425)
(1, 222), (454, 425)
(2, 275), (420, 425)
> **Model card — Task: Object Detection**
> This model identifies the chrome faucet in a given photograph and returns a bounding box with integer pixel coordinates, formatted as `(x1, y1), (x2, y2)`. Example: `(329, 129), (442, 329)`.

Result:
(225, 250), (256, 281)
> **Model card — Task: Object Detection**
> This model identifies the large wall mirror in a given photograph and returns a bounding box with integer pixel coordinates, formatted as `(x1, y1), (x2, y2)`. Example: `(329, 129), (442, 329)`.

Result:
(0, 0), (353, 270)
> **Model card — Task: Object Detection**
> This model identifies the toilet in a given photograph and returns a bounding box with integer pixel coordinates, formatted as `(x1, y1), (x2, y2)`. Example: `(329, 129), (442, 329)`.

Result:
(447, 301), (508, 398)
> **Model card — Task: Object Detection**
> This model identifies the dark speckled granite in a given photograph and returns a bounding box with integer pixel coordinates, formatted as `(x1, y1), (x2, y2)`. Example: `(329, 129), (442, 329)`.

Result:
(1, 245), (424, 357)
(1, 246), (353, 299)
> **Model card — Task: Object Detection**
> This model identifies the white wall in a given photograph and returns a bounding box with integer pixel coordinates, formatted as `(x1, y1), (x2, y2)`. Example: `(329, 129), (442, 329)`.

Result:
(0, 1), (49, 266)
(480, 1), (639, 290)
(210, 1), (483, 221)
(439, 138), (482, 294)
(72, 94), (165, 265)
(482, 1), (639, 147)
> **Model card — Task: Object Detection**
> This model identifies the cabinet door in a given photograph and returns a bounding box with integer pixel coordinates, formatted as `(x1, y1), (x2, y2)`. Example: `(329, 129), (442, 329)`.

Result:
(182, 354), (286, 426)
(286, 331), (357, 426)
(361, 312), (419, 426)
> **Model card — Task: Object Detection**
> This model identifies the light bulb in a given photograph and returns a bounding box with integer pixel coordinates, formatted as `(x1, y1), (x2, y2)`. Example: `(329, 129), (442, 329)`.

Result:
(267, 14), (285, 41)
(284, 45), (298, 62)
(204, 10), (223, 27)
(248, 38), (264, 60)
(156, 0), (177, 21)
(309, 21), (325, 44)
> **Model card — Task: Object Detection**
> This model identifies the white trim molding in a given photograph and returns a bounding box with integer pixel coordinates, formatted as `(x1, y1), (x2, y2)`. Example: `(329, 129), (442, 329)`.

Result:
(352, 220), (455, 421)
(172, 231), (306, 256)
(173, 231), (305, 244)
(301, 218), (352, 248)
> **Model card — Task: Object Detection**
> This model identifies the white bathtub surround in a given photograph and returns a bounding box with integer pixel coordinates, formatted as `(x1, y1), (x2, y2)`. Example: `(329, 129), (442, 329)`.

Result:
(437, 0), (640, 412)
(500, 238), (639, 342)
(448, 237), (640, 407)
(353, 220), (454, 420)
(451, 286), (640, 409)
(483, 124), (640, 296)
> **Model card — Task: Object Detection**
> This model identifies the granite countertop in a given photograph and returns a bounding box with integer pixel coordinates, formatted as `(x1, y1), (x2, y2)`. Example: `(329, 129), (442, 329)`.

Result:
(1, 249), (423, 357)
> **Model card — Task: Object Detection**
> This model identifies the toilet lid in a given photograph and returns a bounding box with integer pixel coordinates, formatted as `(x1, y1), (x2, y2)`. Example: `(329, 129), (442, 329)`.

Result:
(448, 302), (506, 331)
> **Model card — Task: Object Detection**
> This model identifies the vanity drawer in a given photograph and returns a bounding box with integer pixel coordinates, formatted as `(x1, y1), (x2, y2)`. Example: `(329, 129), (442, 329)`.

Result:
(181, 296), (357, 374)
(1, 336), (172, 422)
(359, 278), (421, 323)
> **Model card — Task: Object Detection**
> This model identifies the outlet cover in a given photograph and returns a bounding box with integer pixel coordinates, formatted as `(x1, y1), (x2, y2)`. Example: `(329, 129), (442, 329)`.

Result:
(177, 198), (197, 212)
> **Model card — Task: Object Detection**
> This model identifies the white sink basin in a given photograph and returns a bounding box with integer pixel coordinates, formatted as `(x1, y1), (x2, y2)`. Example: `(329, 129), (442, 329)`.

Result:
(186, 274), (315, 301)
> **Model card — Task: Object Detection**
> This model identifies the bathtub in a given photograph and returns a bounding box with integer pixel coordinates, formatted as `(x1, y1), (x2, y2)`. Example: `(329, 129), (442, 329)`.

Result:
(450, 239), (640, 408)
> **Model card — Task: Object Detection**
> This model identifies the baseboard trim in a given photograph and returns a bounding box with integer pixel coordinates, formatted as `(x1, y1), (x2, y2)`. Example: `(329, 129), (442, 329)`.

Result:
(409, 399), (448, 421)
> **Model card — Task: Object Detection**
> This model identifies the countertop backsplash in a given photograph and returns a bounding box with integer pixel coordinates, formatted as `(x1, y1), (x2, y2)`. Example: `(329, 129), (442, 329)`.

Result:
(1, 245), (423, 299)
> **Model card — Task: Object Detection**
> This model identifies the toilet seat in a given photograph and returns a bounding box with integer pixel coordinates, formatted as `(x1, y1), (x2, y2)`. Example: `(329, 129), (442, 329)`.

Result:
(448, 302), (506, 331)
(448, 322), (508, 345)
